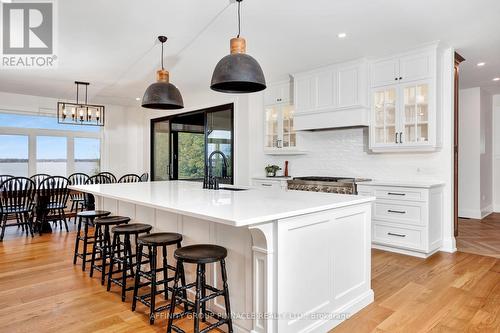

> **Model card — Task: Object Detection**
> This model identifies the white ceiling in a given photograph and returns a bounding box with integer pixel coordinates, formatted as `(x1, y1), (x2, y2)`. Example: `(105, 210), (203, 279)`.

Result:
(1, 0), (500, 106)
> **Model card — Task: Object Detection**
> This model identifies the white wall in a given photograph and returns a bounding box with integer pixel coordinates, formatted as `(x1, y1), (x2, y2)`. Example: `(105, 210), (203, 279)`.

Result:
(480, 89), (493, 215)
(493, 95), (500, 211)
(457, 87), (493, 218)
(0, 91), (142, 177)
(458, 88), (481, 217)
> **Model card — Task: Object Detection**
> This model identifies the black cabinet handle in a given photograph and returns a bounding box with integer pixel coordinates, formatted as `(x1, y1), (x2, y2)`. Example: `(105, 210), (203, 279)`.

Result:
(399, 77), (403, 80)
(388, 209), (406, 214)
(395, 78), (398, 81)
(388, 232), (406, 238)
(398, 132), (403, 143)
(388, 192), (406, 196)
(395, 133), (398, 143)
(261, 183), (272, 187)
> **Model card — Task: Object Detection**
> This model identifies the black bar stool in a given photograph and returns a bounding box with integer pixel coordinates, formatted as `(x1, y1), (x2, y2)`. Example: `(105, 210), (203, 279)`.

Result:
(131, 232), (183, 324)
(167, 244), (233, 333)
(107, 223), (152, 301)
(90, 216), (131, 285)
(73, 210), (111, 271)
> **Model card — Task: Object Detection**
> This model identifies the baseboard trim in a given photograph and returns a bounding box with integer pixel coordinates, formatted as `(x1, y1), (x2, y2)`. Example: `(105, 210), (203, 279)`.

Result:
(308, 289), (374, 333)
(481, 205), (493, 218)
(440, 237), (457, 253)
(458, 208), (482, 219)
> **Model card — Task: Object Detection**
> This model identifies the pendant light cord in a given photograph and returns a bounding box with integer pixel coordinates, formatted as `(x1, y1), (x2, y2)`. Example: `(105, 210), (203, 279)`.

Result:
(161, 41), (164, 70)
(237, 0), (241, 38)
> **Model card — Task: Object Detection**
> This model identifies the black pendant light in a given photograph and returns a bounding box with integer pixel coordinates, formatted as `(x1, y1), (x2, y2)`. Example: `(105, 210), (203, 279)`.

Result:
(210, 0), (266, 94)
(142, 36), (184, 110)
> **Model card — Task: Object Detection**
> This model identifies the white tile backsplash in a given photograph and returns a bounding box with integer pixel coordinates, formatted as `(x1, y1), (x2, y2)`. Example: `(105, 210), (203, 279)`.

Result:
(263, 127), (447, 181)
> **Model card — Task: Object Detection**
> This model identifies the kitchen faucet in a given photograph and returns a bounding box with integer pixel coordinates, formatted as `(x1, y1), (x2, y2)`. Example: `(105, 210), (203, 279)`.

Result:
(203, 150), (228, 190)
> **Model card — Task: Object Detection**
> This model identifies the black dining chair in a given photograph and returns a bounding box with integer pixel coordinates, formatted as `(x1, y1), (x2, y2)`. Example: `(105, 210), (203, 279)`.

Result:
(68, 173), (90, 223)
(0, 175), (13, 184)
(30, 174), (50, 189)
(0, 177), (36, 241)
(97, 172), (117, 183)
(38, 176), (70, 232)
(84, 175), (112, 210)
(139, 173), (149, 182)
(118, 174), (141, 183)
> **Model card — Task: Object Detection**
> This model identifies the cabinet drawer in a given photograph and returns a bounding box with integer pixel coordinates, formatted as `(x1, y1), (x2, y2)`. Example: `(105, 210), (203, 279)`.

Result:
(374, 188), (425, 202)
(252, 180), (281, 190)
(374, 201), (424, 226)
(373, 222), (424, 250)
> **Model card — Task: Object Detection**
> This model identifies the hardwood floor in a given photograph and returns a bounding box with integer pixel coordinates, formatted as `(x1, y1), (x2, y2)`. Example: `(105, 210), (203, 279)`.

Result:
(456, 213), (500, 259)
(0, 225), (499, 332)
(333, 250), (500, 333)
(0, 225), (219, 333)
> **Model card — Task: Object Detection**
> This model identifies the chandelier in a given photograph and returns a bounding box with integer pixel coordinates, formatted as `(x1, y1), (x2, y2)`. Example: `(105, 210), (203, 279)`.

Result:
(57, 81), (105, 126)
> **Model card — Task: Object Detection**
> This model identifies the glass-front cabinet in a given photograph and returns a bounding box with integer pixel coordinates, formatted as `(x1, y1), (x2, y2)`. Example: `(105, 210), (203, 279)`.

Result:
(264, 81), (304, 155)
(265, 104), (297, 151)
(370, 80), (433, 151)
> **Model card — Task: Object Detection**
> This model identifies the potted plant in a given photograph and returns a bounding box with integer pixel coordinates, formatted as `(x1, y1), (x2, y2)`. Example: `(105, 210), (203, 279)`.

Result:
(265, 164), (281, 177)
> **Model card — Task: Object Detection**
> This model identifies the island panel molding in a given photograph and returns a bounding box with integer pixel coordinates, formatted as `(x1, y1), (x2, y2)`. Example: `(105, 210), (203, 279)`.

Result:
(71, 181), (375, 333)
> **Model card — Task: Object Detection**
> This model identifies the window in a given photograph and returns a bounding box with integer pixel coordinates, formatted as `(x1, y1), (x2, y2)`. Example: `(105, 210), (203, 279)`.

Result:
(0, 111), (101, 177)
(0, 113), (100, 132)
(74, 137), (100, 175)
(0, 134), (29, 177)
(36, 136), (67, 176)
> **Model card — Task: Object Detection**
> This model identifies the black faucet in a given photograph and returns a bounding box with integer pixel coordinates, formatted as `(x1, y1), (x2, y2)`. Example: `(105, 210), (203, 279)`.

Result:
(203, 150), (228, 190)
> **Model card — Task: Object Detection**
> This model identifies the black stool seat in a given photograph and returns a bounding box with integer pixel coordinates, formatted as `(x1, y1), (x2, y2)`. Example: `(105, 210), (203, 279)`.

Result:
(112, 223), (152, 234)
(174, 244), (227, 264)
(77, 210), (111, 218)
(138, 232), (182, 246)
(94, 216), (131, 226)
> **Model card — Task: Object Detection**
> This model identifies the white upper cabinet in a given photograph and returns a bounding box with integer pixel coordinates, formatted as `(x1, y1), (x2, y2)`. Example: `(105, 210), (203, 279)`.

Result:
(292, 60), (369, 130)
(264, 81), (291, 105)
(371, 50), (434, 87)
(369, 43), (440, 152)
(371, 58), (400, 87)
(263, 80), (305, 155)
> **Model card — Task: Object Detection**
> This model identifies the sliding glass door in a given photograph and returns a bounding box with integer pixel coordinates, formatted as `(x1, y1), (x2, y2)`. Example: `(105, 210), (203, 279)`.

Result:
(150, 104), (234, 184)
(152, 120), (171, 181)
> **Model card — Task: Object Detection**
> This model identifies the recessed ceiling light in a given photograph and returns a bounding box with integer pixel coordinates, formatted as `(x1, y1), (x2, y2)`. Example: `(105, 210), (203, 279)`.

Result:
(135, 97), (141, 101)
(337, 32), (347, 39)
(493, 77), (500, 81)
(477, 62), (485, 67)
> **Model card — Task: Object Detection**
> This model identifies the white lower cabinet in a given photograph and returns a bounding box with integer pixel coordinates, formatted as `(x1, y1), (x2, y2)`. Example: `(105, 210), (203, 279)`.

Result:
(252, 177), (290, 191)
(357, 181), (444, 258)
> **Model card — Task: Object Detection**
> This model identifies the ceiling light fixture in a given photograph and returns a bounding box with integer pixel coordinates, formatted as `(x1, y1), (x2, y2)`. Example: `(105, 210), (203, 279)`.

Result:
(337, 32), (347, 39)
(210, 0), (266, 94)
(493, 77), (500, 81)
(477, 62), (485, 67)
(142, 36), (184, 110)
(57, 81), (105, 127)
(135, 97), (141, 101)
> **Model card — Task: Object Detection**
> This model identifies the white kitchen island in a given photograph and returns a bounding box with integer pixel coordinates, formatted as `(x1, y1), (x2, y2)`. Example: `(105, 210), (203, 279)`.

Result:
(70, 181), (375, 333)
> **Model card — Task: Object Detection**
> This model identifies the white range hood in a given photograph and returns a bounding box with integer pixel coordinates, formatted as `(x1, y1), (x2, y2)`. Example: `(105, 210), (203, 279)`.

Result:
(292, 59), (370, 131)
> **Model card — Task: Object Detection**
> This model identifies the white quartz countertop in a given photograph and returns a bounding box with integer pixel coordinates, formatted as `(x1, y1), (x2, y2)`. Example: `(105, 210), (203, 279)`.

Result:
(70, 181), (374, 227)
(358, 180), (445, 188)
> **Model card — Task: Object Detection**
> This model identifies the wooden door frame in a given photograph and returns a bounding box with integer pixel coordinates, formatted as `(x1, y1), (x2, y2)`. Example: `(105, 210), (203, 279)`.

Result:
(454, 52), (465, 237)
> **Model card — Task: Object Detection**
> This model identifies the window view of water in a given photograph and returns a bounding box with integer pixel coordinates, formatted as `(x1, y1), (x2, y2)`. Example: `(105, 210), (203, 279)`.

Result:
(0, 113), (101, 177)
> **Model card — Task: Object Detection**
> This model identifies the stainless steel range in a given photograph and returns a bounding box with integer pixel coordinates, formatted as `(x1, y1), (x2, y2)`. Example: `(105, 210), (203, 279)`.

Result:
(287, 176), (371, 194)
